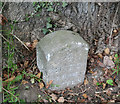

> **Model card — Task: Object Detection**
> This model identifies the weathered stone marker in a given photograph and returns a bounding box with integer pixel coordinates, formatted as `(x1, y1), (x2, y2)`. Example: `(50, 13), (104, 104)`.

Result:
(37, 30), (89, 90)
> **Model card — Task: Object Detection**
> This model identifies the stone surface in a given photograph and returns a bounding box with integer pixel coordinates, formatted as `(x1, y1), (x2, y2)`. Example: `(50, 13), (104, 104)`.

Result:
(37, 30), (89, 90)
(16, 83), (44, 102)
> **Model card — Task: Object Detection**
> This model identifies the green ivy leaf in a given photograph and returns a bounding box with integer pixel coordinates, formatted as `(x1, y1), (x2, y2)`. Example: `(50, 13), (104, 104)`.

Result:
(47, 6), (54, 12)
(115, 54), (118, 58)
(62, 2), (68, 8)
(42, 28), (49, 34)
(106, 79), (113, 86)
(46, 23), (52, 29)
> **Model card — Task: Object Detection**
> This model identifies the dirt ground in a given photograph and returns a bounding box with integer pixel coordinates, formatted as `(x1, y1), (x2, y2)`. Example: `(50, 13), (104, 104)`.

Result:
(1, 2), (120, 103)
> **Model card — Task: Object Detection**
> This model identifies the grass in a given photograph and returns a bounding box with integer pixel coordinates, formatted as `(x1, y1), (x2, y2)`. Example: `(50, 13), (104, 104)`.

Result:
(2, 25), (21, 102)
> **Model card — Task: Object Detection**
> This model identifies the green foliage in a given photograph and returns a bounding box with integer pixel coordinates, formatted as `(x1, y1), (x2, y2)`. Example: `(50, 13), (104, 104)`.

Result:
(112, 53), (120, 75)
(62, 2), (68, 7)
(3, 25), (20, 102)
(32, 2), (68, 35)
(33, 2), (55, 12)
(42, 17), (53, 35)
(106, 79), (113, 86)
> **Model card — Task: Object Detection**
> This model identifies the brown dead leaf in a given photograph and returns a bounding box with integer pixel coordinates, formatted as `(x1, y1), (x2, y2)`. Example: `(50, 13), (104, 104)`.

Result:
(89, 70), (94, 74)
(103, 56), (115, 68)
(24, 60), (29, 68)
(104, 48), (110, 55)
(102, 83), (106, 89)
(98, 53), (103, 58)
(84, 78), (88, 85)
(109, 56), (113, 60)
(82, 93), (88, 99)
(97, 60), (105, 67)
(50, 93), (57, 101)
(0, 14), (8, 25)
(3, 74), (8, 78)
(39, 82), (44, 89)
(36, 73), (41, 78)
(46, 80), (53, 89)
(32, 40), (38, 50)
(58, 97), (64, 102)
(25, 42), (31, 48)
(4, 76), (15, 82)
(77, 98), (85, 102)
(22, 80), (28, 84)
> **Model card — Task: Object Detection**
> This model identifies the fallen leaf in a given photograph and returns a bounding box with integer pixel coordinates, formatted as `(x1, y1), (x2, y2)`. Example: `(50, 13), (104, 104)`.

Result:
(22, 80), (28, 84)
(84, 78), (88, 85)
(32, 40), (38, 50)
(36, 73), (41, 78)
(24, 60), (29, 68)
(77, 98), (85, 102)
(4, 76), (15, 82)
(109, 56), (113, 60)
(103, 56), (115, 68)
(98, 53), (103, 58)
(58, 97), (64, 102)
(97, 60), (105, 67)
(102, 83), (106, 89)
(39, 82), (44, 89)
(3, 74), (8, 78)
(0, 14), (8, 25)
(25, 42), (31, 48)
(46, 80), (53, 89)
(82, 93), (88, 99)
(104, 48), (110, 55)
(50, 93), (57, 101)
(89, 70), (94, 74)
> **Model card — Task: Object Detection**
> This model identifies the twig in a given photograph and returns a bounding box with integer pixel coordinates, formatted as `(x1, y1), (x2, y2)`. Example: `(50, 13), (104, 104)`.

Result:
(12, 34), (30, 51)
(0, 33), (10, 43)
(95, 94), (105, 101)
(79, 87), (90, 94)
(11, 29), (30, 51)
(2, 87), (20, 103)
